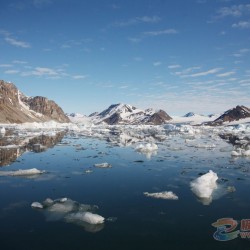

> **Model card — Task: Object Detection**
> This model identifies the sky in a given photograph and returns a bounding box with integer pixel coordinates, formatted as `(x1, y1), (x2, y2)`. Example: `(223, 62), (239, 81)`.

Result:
(0, 0), (250, 116)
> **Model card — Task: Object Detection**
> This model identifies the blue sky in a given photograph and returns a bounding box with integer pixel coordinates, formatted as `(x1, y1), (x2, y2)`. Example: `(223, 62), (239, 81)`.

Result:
(0, 0), (250, 115)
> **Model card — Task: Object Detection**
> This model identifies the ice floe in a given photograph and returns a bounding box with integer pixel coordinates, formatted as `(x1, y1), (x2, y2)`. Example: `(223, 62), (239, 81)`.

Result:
(0, 168), (45, 176)
(231, 148), (250, 157)
(31, 197), (106, 232)
(65, 212), (104, 224)
(31, 202), (43, 209)
(143, 191), (178, 200)
(135, 143), (158, 153)
(94, 162), (112, 168)
(190, 170), (218, 205)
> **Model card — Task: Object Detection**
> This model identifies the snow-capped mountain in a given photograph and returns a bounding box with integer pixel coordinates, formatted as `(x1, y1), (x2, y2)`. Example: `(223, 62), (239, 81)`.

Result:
(67, 113), (86, 118)
(90, 103), (172, 125)
(184, 112), (196, 117)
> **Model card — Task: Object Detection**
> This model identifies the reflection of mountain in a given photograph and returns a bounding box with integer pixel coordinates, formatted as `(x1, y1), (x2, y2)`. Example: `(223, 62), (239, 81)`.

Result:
(0, 131), (66, 166)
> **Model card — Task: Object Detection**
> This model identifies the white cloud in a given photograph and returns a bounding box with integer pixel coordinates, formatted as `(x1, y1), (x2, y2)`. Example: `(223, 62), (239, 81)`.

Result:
(168, 64), (181, 69)
(134, 57), (143, 61)
(0, 64), (12, 67)
(153, 61), (162, 67)
(72, 75), (87, 80)
(21, 67), (58, 77)
(216, 71), (235, 77)
(174, 66), (201, 76)
(4, 70), (19, 74)
(128, 37), (141, 43)
(143, 29), (178, 36)
(113, 16), (161, 27)
(120, 85), (129, 89)
(5, 37), (31, 48)
(188, 68), (222, 77)
(232, 21), (250, 28)
(216, 4), (250, 18)
(12, 60), (27, 64)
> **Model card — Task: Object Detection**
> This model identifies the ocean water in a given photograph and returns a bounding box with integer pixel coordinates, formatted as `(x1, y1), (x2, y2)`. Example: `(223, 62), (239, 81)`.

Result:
(0, 132), (250, 250)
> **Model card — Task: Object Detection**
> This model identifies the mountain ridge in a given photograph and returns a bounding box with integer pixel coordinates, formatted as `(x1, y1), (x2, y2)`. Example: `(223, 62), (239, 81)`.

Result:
(0, 80), (69, 123)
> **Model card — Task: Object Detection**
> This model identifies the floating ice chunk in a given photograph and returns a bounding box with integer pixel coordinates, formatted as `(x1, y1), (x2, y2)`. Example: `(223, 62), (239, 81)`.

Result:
(0, 127), (6, 134)
(85, 169), (93, 174)
(0, 168), (45, 176)
(231, 150), (241, 157)
(190, 170), (218, 205)
(135, 143), (158, 153)
(94, 163), (112, 168)
(194, 144), (216, 149)
(243, 150), (250, 156)
(43, 198), (53, 206)
(143, 191), (178, 200)
(31, 202), (43, 209)
(231, 148), (250, 157)
(65, 212), (105, 224)
(47, 199), (76, 214)
(60, 198), (68, 202)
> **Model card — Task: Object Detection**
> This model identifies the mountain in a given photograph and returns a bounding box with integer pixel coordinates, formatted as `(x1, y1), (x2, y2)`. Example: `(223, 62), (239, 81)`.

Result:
(207, 105), (250, 125)
(184, 112), (197, 117)
(67, 113), (86, 118)
(90, 103), (172, 125)
(0, 80), (70, 123)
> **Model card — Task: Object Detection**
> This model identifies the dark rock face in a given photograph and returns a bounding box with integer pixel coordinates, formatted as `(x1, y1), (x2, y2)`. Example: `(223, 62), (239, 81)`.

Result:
(25, 96), (70, 123)
(207, 106), (250, 125)
(0, 80), (69, 123)
(145, 110), (172, 125)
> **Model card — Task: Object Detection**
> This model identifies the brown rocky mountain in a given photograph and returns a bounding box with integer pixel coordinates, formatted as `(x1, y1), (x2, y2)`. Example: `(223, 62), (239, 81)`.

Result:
(0, 80), (70, 123)
(207, 105), (250, 125)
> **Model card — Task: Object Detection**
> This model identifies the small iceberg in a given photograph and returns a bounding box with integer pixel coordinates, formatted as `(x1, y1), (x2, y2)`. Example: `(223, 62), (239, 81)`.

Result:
(190, 170), (218, 205)
(0, 168), (45, 177)
(94, 163), (112, 168)
(144, 191), (178, 200)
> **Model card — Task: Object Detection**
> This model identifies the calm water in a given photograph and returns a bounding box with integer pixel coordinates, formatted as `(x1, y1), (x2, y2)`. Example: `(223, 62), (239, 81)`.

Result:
(0, 132), (250, 250)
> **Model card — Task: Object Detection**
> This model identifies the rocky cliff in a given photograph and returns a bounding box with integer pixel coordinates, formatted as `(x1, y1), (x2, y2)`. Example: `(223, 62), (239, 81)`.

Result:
(0, 80), (70, 123)
(207, 105), (250, 125)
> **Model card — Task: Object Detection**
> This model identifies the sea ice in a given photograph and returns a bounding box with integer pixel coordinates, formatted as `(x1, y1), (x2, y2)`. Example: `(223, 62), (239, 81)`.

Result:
(231, 147), (250, 157)
(65, 212), (105, 224)
(0, 168), (45, 176)
(94, 162), (112, 168)
(31, 202), (43, 209)
(143, 191), (178, 200)
(190, 170), (218, 205)
(0, 127), (6, 134)
(31, 197), (105, 232)
(135, 143), (158, 153)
